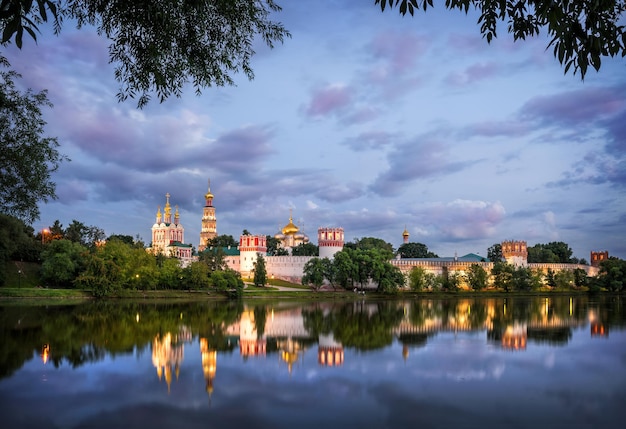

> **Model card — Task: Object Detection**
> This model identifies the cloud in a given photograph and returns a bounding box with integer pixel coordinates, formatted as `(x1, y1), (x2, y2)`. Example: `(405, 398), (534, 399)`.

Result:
(341, 131), (399, 151)
(366, 30), (430, 76)
(370, 138), (475, 196)
(424, 199), (506, 241)
(444, 62), (499, 87)
(520, 86), (625, 127)
(303, 84), (353, 118)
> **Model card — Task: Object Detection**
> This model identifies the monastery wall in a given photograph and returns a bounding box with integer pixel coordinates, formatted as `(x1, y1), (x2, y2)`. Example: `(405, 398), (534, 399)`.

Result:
(266, 256), (314, 283)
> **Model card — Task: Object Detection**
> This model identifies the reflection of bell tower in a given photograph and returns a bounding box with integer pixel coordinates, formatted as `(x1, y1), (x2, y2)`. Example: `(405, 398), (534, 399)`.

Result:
(200, 338), (217, 401)
(199, 179), (217, 251)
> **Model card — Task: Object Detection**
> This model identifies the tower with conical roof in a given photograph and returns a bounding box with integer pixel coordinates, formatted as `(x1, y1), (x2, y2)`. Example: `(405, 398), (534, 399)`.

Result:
(199, 179), (217, 251)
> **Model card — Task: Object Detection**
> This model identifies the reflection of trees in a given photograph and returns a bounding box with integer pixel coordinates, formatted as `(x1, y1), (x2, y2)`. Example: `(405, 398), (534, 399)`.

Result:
(332, 302), (404, 350)
(0, 300), (243, 379)
(527, 328), (572, 345)
(1, 295), (624, 378)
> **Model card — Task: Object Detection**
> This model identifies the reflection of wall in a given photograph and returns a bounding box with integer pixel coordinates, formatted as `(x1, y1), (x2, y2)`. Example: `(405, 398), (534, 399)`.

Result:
(318, 334), (343, 367)
(591, 321), (609, 337)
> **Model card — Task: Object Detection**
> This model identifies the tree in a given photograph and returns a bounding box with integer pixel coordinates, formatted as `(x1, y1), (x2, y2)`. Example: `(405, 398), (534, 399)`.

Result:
(0, 213), (38, 285)
(487, 243), (503, 262)
(183, 261), (211, 290)
(253, 253), (267, 287)
(377, 0), (626, 79)
(0, 57), (66, 224)
(492, 261), (514, 291)
(397, 242), (438, 258)
(266, 235), (288, 256)
(291, 242), (318, 256)
(528, 242), (574, 263)
(466, 264), (488, 291)
(40, 239), (87, 287)
(199, 246), (228, 271)
(206, 234), (238, 248)
(346, 237), (394, 256)
(408, 266), (428, 291)
(594, 258), (626, 292)
(1, 0), (290, 108)
(302, 257), (325, 291)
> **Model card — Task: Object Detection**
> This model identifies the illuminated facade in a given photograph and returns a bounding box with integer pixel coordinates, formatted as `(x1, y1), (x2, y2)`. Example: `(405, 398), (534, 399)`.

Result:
(198, 179), (217, 252)
(148, 193), (193, 264)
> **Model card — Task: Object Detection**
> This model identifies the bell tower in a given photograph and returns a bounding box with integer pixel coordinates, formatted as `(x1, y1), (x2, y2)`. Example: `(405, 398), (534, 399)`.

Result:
(199, 179), (217, 251)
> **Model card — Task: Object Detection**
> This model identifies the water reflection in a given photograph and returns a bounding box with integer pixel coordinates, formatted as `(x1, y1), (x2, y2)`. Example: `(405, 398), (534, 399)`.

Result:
(0, 295), (624, 428)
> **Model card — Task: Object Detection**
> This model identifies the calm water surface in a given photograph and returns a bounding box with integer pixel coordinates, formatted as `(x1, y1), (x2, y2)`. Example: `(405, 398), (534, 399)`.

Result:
(0, 295), (624, 429)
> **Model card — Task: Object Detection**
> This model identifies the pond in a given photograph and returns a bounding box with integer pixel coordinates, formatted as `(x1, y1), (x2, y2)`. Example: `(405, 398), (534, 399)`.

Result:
(0, 295), (624, 429)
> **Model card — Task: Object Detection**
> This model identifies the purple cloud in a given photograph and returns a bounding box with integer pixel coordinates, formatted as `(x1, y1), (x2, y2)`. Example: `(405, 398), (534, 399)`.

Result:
(367, 30), (430, 76)
(370, 138), (476, 196)
(341, 131), (398, 151)
(304, 84), (353, 118)
(520, 86), (625, 126)
(444, 62), (498, 87)
(425, 199), (506, 241)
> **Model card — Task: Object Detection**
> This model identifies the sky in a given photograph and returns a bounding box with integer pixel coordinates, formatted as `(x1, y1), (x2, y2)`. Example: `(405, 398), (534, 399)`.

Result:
(3, 1), (625, 260)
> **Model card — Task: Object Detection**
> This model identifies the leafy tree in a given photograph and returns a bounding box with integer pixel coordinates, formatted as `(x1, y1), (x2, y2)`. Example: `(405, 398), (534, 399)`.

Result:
(333, 249), (358, 290)
(320, 257), (338, 290)
(546, 268), (557, 288)
(0, 213), (38, 284)
(266, 235), (288, 256)
(511, 267), (536, 291)
(242, 229), (251, 236)
(302, 257), (325, 291)
(346, 237), (394, 257)
(377, 0), (626, 78)
(199, 246), (228, 271)
(573, 268), (588, 288)
(487, 243), (503, 262)
(291, 242), (318, 256)
(107, 234), (135, 246)
(528, 242), (574, 263)
(408, 266), (428, 291)
(594, 258), (626, 292)
(1, 57), (66, 224)
(492, 261), (514, 292)
(158, 257), (183, 289)
(183, 261), (211, 290)
(1, 0), (291, 108)
(397, 242), (438, 258)
(206, 234), (238, 248)
(553, 269), (575, 290)
(253, 253), (267, 287)
(40, 239), (87, 287)
(441, 267), (460, 292)
(466, 264), (488, 291)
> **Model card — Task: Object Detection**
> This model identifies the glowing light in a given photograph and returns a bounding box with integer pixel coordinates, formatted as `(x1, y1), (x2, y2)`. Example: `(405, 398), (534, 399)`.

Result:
(41, 344), (50, 364)
(136, 313), (140, 323)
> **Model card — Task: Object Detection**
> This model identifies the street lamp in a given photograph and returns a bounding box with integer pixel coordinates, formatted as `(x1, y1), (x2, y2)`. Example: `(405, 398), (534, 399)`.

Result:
(41, 228), (49, 245)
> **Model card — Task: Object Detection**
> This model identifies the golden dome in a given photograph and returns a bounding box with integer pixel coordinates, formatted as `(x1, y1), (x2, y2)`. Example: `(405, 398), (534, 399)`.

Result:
(402, 226), (409, 237)
(281, 212), (299, 235)
(205, 179), (214, 200)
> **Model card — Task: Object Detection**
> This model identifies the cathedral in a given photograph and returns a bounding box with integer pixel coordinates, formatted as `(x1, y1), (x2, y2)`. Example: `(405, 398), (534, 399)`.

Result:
(148, 193), (193, 264)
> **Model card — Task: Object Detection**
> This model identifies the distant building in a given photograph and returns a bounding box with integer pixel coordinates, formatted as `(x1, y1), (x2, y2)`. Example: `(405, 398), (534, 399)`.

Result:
(148, 193), (193, 265)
